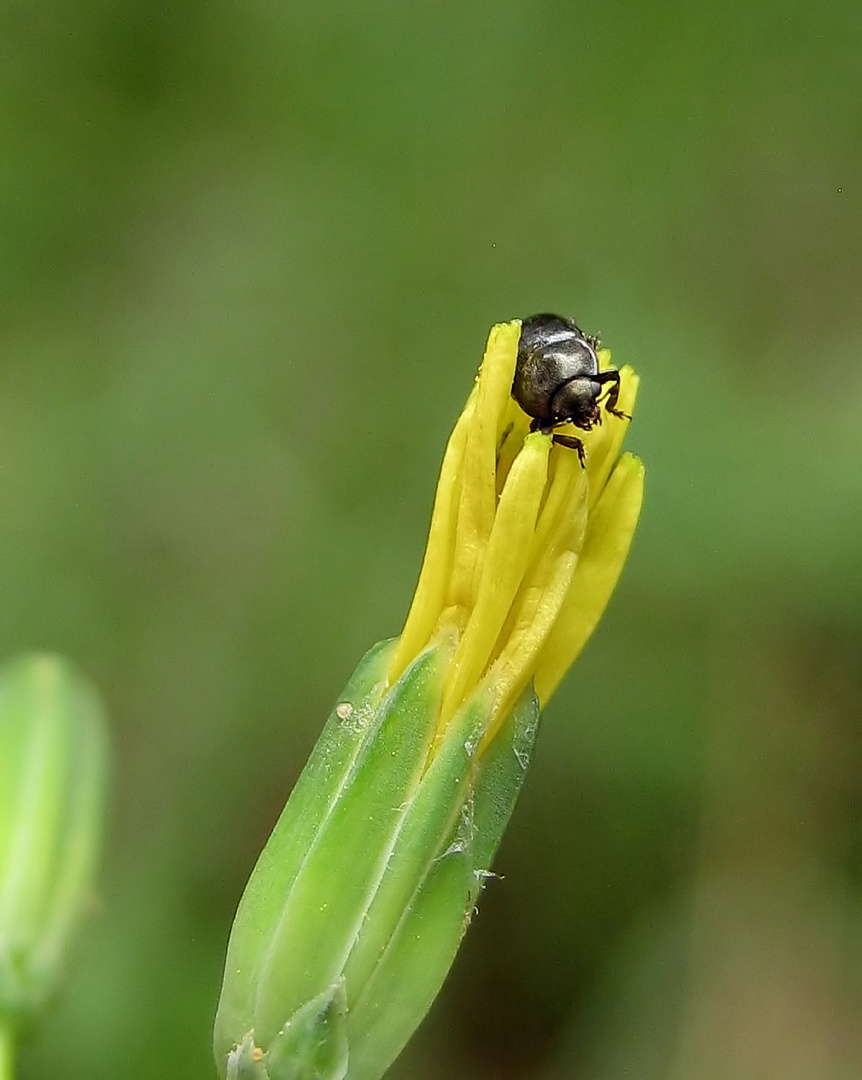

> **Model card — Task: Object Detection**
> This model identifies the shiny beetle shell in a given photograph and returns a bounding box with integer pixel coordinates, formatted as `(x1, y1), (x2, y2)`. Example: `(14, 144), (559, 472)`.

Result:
(511, 313), (627, 464)
(513, 313), (603, 432)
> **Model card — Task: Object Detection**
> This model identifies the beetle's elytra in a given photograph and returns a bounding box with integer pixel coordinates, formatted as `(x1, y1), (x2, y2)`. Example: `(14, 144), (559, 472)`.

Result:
(512, 313), (628, 465)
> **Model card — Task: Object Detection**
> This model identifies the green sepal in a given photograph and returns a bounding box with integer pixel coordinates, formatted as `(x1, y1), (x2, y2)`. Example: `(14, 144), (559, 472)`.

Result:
(225, 981), (348, 1080)
(251, 640), (447, 1045)
(214, 639), (395, 1063)
(215, 638), (452, 1072)
(226, 1033), (269, 1080)
(0, 654), (108, 1030)
(265, 979), (348, 1080)
(215, 640), (541, 1080)
(346, 684), (540, 1080)
(470, 686), (541, 872)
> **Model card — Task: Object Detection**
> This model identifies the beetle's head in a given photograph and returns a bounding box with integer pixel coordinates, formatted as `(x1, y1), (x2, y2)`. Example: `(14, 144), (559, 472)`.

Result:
(550, 377), (602, 431)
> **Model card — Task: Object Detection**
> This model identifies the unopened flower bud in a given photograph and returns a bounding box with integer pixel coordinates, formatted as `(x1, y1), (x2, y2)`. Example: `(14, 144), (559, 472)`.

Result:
(215, 318), (643, 1079)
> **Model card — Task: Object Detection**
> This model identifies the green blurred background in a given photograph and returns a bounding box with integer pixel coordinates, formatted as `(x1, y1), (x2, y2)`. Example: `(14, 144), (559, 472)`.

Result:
(3, 1), (860, 1076)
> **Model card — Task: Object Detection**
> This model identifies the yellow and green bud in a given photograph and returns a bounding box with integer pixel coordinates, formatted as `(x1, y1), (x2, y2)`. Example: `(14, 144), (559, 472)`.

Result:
(214, 320), (644, 1080)
(0, 654), (108, 1045)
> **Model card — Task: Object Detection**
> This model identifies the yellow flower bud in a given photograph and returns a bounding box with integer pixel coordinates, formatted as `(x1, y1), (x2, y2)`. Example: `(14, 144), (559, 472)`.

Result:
(214, 318), (643, 1080)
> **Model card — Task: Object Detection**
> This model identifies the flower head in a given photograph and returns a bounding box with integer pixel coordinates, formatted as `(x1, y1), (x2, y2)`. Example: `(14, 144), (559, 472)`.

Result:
(390, 319), (643, 752)
(214, 318), (643, 1080)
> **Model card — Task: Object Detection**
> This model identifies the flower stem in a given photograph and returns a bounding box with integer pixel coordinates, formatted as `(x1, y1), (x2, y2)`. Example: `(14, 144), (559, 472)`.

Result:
(0, 1021), (16, 1080)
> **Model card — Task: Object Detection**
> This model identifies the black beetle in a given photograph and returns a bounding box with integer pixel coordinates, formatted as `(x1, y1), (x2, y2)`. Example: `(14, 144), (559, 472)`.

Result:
(512, 313), (629, 465)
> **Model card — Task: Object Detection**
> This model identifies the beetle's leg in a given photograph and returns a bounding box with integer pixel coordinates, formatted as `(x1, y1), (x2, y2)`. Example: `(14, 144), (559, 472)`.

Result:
(525, 417), (587, 466)
(551, 432), (586, 468)
(593, 369), (630, 420)
(585, 331), (602, 351)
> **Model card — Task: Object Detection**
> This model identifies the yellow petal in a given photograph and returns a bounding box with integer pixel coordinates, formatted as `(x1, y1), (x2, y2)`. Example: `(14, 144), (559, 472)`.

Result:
(533, 453), (644, 704)
(391, 316), (644, 759)
(438, 431), (550, 734)
(388, 393), (475, 684)
(494, 399), (532, 496)
(446, 321), (520, 611)
(480, 470), (588, 750)
(584, 366), (640, 512)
